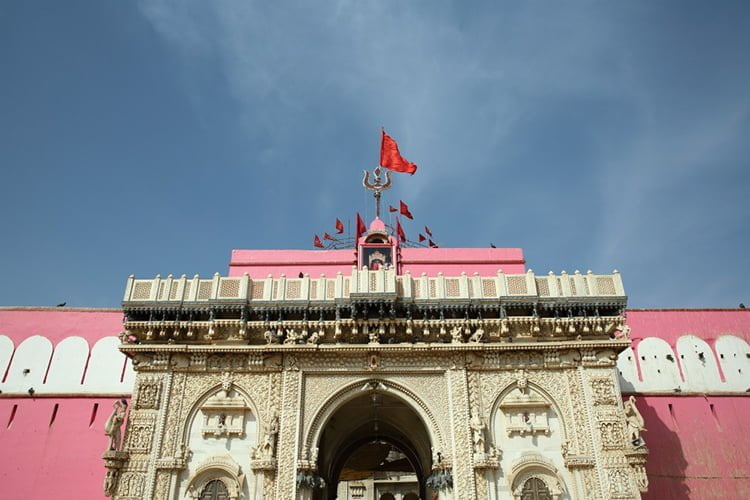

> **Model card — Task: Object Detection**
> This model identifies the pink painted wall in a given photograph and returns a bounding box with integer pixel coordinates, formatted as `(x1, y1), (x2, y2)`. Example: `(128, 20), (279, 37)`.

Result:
(228, 247), (525, 278)
(0, 397), (126, 500)
(0, 308), (123, 345)
(633, 394), (750, 499)
(624, 310), (750, 498)
(627, 309), (750, 345)
(0, 309), (128, 499)
(399, 247), (525, 275)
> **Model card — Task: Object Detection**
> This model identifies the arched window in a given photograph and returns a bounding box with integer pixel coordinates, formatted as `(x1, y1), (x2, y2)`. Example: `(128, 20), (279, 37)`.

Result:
(379, 494), (396, 500)
(199, 479), (230, 500)
(521, 477), (552, 500)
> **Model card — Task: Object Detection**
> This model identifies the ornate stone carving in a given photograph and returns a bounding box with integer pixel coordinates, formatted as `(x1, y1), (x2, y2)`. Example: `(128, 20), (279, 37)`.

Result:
(624, 395), (646, 448)
(200, 385), (250, 438)
(102, 450), (129, 497)
(599, 420), (626, 450)
(104, 400), (128, 451)
(591, 377), (617, 406)
(135, 377), (162, 409)
(117, 472), (145, 498)
(127, 417), (155, 453)
(254, 409), (279, 461)
(498, 386), (552, 436)
(470, 410), (486, 455)
(606, 468), (632, 498)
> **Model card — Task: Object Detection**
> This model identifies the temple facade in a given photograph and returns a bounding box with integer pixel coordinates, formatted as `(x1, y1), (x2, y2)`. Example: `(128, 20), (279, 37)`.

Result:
(0, 221), (748, 499)
(100, 218), (647, 500)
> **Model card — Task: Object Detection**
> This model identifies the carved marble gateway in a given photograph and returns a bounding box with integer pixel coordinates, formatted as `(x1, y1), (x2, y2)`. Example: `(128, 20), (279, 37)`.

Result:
(107, 255), (646, 499)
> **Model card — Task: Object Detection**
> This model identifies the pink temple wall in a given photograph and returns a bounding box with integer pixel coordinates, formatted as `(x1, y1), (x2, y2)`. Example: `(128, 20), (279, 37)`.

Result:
(1, 303), (749, 499)
(0, 309), (127, 500)
(0, 397), (123, 500)
(228, 247), (525, 277)
(0, 308), (123, 345)
(626, 309), (750, 499)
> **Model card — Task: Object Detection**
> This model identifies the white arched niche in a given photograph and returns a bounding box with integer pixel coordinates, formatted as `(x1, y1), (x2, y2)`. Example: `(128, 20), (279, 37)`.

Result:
(43, 336), (89, 393)
(676, 335), (722, 393)
(0, 336), (14, 391)
(490, 382), (571, 500)
(616, 347), (639, 393)
(84, 336), (128, 394)
(2, 335), (52, 394)
(635, 337), (682, 392)
(715, 335), (750, 392)
(177, 384), (259, 500)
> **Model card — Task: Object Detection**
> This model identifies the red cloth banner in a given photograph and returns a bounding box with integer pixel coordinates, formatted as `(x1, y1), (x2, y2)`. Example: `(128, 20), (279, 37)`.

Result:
(388, 205), (398, 213)
(313, 235), (324, 248)
(356, 213), (367, 240)
(323, 233), (336, 241)
(424, 226), (432, 237)
(400, 200), (414, 220)
(428, 239), (438, 248)
(335, 218), (344, 234)
(419, 234), (426, 242)
(396, 218), (406, 242)
(380, 129), (417, 175)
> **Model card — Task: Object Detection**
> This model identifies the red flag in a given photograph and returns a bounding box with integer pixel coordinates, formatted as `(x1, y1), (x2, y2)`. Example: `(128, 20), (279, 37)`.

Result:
(388, 205), (398, 213)
(428, 239), (438, 248)
(399, 200), (413, 220)
(323, 233), (336, 241)
(313, 235), (324, 248)
(380, 129), (417, 175)
(396, 218), (406, 242)
(419, 233), (426, 242)
(424, 226), (432, 237)
(335, 218), (344, 234)
(356, 213), (367, 240)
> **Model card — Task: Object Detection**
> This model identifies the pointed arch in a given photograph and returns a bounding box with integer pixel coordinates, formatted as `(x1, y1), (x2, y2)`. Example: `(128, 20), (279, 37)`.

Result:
(304, 377), (445, 454)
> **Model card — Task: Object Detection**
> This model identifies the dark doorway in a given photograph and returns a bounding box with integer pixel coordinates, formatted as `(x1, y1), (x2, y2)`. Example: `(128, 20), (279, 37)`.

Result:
(315, 389), (434, 500)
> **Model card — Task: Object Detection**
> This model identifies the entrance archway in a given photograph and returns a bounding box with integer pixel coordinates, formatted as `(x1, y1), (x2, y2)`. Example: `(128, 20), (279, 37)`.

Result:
(315, 390), (433, 500)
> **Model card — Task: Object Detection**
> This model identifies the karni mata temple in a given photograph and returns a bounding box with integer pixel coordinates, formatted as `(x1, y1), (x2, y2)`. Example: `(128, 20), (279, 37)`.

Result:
(0, 171), (748, 499)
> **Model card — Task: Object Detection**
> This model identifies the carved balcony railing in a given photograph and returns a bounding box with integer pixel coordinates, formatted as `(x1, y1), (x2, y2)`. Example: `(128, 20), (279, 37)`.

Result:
(123, 268), (625, 307)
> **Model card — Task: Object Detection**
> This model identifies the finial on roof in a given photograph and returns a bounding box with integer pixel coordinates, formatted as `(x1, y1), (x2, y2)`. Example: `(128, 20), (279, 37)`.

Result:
(362, 166), (392, 219)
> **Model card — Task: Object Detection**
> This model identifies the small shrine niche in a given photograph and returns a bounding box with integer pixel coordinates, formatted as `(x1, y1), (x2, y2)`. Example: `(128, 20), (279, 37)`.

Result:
(200, 378), (250, 438)
(499, 386), (553, 437)
(358, 218), (399, 271)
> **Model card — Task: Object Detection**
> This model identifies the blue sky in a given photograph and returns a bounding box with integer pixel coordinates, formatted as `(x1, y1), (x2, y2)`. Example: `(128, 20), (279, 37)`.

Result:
(1, 1), (748, 308)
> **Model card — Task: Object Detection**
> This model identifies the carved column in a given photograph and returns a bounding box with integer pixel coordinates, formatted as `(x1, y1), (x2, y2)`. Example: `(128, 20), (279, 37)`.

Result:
(447, 360), (476, 499)
(276, 356), (303, 499)
(146, 371), (173, 499)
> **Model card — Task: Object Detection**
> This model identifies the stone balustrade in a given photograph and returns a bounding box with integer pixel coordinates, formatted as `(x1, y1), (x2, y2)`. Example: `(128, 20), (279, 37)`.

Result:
(123, 268), (625, 306)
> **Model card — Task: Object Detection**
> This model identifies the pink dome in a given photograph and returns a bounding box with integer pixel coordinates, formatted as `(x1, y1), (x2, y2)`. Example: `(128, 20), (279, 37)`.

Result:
(368, 217), (386, 232)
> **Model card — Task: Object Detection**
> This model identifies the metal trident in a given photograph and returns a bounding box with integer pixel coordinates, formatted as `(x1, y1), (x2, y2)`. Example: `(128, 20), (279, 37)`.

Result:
(362, 166), (392, 219)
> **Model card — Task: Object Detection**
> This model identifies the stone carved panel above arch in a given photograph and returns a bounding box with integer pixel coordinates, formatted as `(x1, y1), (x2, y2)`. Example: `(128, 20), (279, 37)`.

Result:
(302, 373), (449, 455)
(482, 370), (573, 445)
(175, 371), (277, 463)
